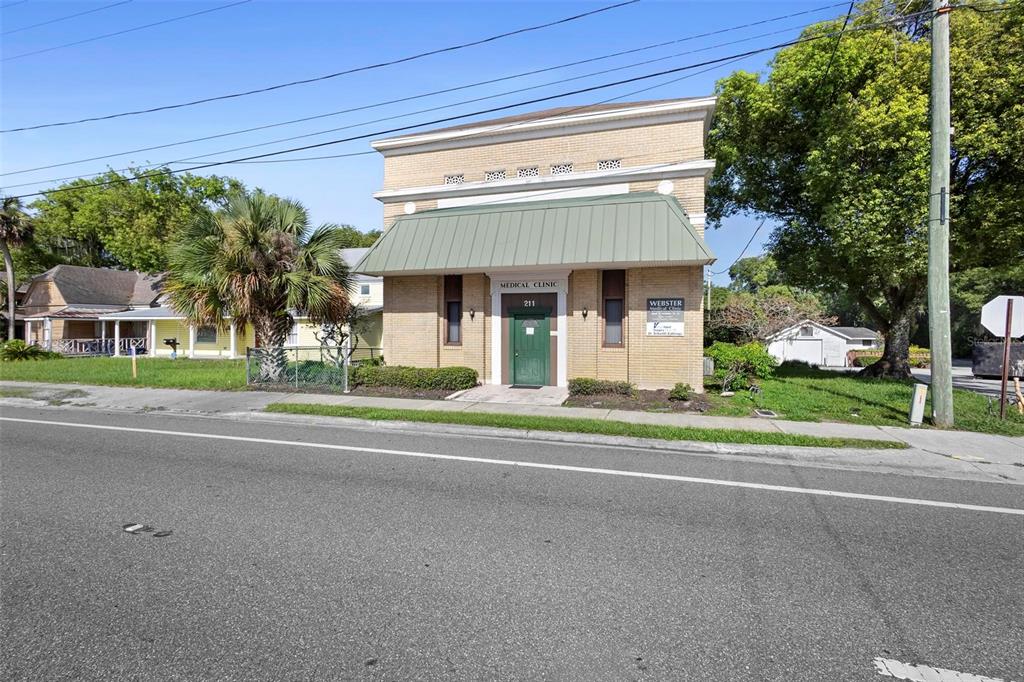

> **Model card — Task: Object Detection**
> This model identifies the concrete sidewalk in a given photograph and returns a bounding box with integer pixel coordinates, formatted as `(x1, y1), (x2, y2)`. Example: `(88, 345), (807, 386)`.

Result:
(2, 381), (1021, 482)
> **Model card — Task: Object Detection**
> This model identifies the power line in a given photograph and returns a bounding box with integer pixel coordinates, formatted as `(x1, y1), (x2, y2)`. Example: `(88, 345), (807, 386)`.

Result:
(4, 10), (937, 202)
(2, 0), (252, 62)
(2, 0), (133, 36)
(0, 0), (639, 130)
(711, 219), (768, 275)
(1, 1), (851, 177)
(2, 18), (821, 188)
(0, 0), (29, 9)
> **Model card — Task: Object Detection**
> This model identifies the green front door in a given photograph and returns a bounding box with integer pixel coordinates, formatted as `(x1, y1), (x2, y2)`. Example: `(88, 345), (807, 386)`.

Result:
(512, 313), (550, 386)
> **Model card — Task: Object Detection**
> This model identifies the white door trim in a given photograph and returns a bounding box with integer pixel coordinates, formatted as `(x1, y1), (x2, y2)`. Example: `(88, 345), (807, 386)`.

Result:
(487, 271), (571, 387)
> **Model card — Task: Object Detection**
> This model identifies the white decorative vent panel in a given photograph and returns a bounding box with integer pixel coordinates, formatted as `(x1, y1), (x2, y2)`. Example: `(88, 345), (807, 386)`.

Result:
(598, 159), (621, 170)
(484, 169), (506, 182)
(517, 167), (539, 178)
(551, 163), (574, 175)
(444, 174), (465, 185)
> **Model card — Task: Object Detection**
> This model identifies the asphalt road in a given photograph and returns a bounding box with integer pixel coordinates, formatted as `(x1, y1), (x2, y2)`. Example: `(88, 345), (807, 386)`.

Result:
(2, 405), (1022, 681)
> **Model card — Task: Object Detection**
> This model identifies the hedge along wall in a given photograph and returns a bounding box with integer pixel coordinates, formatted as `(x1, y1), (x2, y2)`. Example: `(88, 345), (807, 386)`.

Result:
(350, 365), (478, 391)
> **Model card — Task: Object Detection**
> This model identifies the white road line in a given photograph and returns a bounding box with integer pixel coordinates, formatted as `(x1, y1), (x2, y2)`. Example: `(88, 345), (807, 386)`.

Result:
(874, 657), (1016, 682)
(2, 416), (1023, 516)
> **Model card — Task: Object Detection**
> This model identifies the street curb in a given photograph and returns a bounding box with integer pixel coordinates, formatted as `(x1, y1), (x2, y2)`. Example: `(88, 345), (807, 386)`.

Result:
(232, 409), (906, 460)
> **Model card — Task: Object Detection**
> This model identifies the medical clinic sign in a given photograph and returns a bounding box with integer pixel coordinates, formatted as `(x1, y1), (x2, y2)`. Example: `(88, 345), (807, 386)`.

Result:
(647, 298), (684, 336)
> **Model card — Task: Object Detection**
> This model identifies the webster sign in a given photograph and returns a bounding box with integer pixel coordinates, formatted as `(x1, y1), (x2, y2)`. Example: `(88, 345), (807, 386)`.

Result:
(647, 298), (684, 336)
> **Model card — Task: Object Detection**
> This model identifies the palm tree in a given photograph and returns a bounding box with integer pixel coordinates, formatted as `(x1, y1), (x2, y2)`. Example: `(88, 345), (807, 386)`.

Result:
(0, 196), (33, 341)
(163, 191), (354, 378)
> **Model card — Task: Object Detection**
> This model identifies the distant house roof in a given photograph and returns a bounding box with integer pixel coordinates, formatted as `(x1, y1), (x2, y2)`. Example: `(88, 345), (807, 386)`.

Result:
(828, 326), (878, 340)
(27, 264), (163, 307)
(24, 305), (129, 320)
(341, 248), (379, 282)
(767, 320), (878, 341)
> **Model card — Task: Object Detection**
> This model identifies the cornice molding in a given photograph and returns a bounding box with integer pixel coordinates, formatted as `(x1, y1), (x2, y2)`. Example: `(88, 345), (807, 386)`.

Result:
(372, 97), (718, 156)
(374, 159), (716, 203)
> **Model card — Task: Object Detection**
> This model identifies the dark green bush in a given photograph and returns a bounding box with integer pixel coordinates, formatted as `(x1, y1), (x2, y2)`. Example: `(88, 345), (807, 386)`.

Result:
(668, 383), (692, 401)
(350, 365), (477, 391)
(0, 340), (62, 362)
(705, 341), (777, 391)
(568, 377), (635, 396)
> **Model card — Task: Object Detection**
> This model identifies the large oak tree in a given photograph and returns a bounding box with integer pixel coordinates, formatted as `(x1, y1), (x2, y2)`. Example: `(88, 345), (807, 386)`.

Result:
(706, 0), (1023, 377)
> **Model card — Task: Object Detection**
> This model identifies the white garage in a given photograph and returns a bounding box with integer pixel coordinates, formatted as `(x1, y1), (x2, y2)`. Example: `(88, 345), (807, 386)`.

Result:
(766, 320), (879, 368)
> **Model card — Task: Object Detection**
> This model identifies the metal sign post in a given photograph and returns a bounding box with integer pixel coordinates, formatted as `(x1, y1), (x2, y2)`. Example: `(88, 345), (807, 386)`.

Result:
(999, 299), (1013, 420)
(981, 295), (1024, 420)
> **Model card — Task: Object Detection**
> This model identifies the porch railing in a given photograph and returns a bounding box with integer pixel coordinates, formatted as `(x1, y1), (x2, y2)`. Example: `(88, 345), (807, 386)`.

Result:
(47, 337), (147, 356)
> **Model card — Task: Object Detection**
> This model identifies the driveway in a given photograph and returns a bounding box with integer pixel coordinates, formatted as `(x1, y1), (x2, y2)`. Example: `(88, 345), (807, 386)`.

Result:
(911, 361), (1010, 399)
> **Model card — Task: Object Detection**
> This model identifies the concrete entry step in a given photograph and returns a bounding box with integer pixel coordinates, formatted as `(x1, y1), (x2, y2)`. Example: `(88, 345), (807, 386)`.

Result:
(448, 384), (569, 406)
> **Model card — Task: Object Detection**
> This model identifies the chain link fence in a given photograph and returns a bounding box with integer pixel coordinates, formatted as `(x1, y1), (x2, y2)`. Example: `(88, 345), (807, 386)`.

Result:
(245, 345), (382, 392)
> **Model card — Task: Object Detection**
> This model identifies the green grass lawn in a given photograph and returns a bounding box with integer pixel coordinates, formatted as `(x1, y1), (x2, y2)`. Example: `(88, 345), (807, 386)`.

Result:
(0, 356), (246, 390)
(265, 402), (905, 450)
(706, 364), (1024, 437)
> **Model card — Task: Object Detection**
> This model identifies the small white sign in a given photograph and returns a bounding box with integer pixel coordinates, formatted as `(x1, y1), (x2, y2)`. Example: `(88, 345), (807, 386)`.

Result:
(646, 321), (684, 336)
(981, 295), (1024, 338)
(525, 327), (534, 336)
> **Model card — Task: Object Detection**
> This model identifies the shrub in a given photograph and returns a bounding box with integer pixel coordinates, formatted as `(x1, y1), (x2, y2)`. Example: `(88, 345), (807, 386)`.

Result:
(705, 341), (777, 391)
(568, 377), (635, 397)
(0, 340), (62, 362)
(668, 383), (692, 401)
(349, 365), (477, 391)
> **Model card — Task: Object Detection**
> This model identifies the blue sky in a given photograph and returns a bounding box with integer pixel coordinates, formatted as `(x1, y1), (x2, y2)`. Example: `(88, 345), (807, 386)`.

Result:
(0, 0), (844, 283)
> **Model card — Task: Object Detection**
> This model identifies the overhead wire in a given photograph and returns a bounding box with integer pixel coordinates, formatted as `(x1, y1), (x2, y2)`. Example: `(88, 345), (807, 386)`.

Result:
(0, 1), (853, 177)
(1, 18), (831, 189)
(2, 0), (133, 36)
(0, 0), (639, 129)
(2, 0), (252, 62)
(2, 7), (941, 202)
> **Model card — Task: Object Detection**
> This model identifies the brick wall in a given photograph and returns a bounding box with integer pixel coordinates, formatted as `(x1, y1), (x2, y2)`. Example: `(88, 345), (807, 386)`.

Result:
(382, 119), (705, 190)
(437, 273), (488, 381)
(383, 275), (440, 367)
(567, 266), (705, 391)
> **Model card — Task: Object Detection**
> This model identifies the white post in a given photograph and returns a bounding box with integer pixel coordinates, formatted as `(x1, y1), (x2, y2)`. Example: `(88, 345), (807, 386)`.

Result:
(101, 321), (106, 345)
(229, 321), (237, 358)
(113, 322), (121, 356)
(557, 287), (568, 388)
(490, 286), (502, 385)
(25, 320), (33, 345)
(43, 318), (53, 351)
(149, 320), (157, 356)
(188, 324), (196, 359)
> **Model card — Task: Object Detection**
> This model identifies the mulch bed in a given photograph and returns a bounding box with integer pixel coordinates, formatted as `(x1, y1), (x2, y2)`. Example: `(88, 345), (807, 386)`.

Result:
(346, 385), (453, 400)
(564, 389), (712, 413)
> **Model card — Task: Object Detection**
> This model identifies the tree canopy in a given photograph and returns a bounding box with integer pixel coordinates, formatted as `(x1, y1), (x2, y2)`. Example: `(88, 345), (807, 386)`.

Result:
(29, 169), (244, 273)
(707, 0), (1023, 376)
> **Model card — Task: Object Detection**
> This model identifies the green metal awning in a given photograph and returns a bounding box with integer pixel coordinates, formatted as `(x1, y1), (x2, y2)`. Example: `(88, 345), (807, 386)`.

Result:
(354, 193), (715, 276)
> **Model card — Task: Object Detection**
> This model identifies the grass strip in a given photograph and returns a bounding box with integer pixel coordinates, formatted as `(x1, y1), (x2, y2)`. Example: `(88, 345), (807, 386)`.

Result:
(265, 402), (907, 450)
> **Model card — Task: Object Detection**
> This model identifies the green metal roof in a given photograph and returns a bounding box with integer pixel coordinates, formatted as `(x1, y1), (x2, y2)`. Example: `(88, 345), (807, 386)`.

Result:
(354, 193), (715, 276)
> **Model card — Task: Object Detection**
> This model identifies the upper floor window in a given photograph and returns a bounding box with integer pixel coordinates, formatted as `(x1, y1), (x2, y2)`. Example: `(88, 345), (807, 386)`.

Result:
(444, 174), (465, 185)
(359, 284), (370, 296)
(800, 325), (814, 337)
(598, 159), (621, 171)
(517, 166), (539, 178)
(551, 162), (573, 175)
(484, 169), (506, 182)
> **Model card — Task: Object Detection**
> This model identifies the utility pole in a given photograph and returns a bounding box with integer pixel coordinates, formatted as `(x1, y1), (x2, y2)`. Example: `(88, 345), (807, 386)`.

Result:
(927, 0), (954, 426)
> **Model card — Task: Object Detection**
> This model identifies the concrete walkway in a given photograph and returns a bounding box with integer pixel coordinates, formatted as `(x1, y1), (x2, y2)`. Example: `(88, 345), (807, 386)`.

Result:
(2, 381), (1021, 482)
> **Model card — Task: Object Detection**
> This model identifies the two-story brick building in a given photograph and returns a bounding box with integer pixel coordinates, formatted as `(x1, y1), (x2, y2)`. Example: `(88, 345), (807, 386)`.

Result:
(355, 97), (717, 390)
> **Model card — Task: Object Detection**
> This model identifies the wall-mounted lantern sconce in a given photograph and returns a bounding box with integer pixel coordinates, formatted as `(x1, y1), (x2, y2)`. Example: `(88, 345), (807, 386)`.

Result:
(582, 307), (589, 320)
(469, 308), (476, 321)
